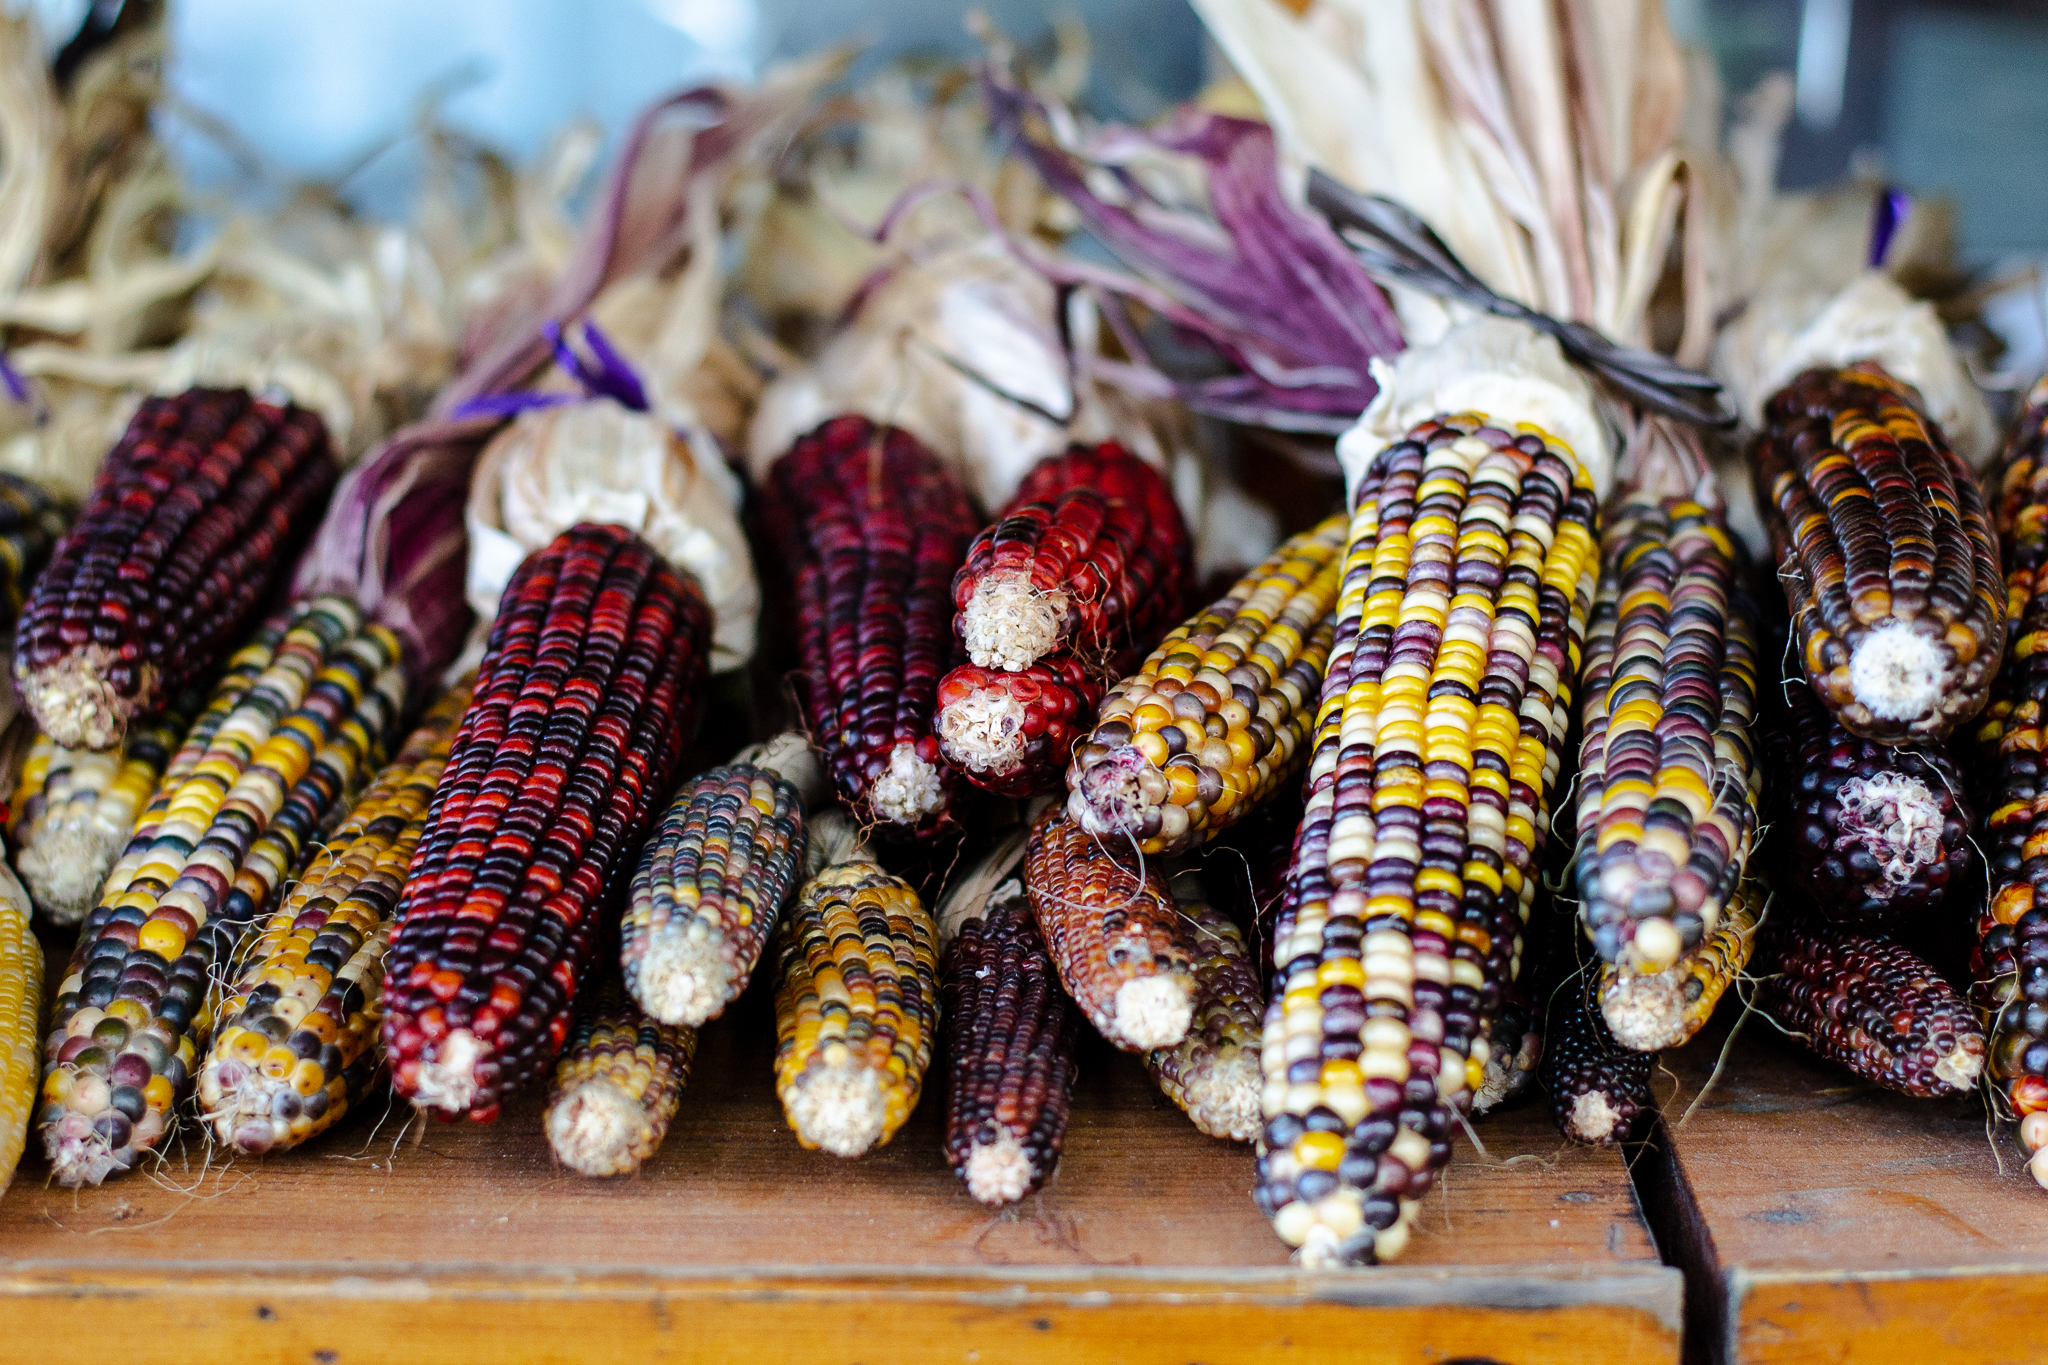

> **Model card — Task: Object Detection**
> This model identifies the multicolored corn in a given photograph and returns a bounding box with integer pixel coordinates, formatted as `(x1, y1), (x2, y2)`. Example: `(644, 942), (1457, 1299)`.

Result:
(0, 862), (41, 1196)
(1575, 496), (1761, 972)
(622, 734), (821, 1028)
(772, 812), (941, 1156)
(383, 524), (711, 1122)
(197, 683), (467, 1156)
(1148, 882), (1262, 1142)
(545, 982), (696, 1178)
(1600, 872), (1762, 1051)
(15, 389), (339, 750)
(1257, 415), (1600, 1267)
(36, 598), (403, 1184)
(937, 654), (1106, 797)
(1753, 364), (2004, 744)
(763, 415), (979, 837)
(1544, 981), (1656, 1145)
(1761, 925), (1984, 1098)
(1065, 515), (1346, 857)
(1024, 809), (1196, 1051)
(953, 441), (1190, 672)
(0, 472), (67, 629)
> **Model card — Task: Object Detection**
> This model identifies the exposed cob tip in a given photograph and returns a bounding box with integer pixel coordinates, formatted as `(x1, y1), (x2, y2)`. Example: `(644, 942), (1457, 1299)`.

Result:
(961, 570), (1067, 673)
(964, 1132), (1035, 1205)
(869, 743), (947, 828)
(1831, 769), (1946, 886)
(19, 648), (149, 752)
(1474, 1026), (1542, 1111)
(1847, 624), (1947, 725)
(1067, 743), (1168, 843)
(546, 1079), (662, 1177)
(635, 928), (733, 1028)
(1115, 975), (1194, 1050)
(1175, 1047), (1259, 1142)
(784, 1058), (888, 1157)
(203, 1066), (302, 1156)
(1600, 974), (1692, 1054)
(408, 1029), (485, 1118)
(1934, 1040), (1984, 1092)
(1564, 1091), (1629, 1145)
(16, 823), (123, 924)
(936, 679), (1032, 776)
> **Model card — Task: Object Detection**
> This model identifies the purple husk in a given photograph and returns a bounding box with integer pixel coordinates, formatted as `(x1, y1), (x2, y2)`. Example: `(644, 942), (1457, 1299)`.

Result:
(0, 352), (28, 405)
(448, 319), (652, 421)
(1868, 185), (1912, 269)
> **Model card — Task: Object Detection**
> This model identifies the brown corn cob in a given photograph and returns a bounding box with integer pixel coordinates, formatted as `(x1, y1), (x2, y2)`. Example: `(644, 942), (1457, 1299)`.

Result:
(763, 415), (980, 838)
(1753, 364), (2004, 744)
(545, 981), (696, 1177)
(936, 653), (1106, 798)
(1, 861), (41, 1196)
(621, 734), (821, 1028)
(197, 683), (468, 1155)
(953, 441), (1191, 672)
(1600, 872), (1763, 1051)
(0, 471), (67, 629)
(15, 389), (339, 750)
(382, 524), (711, 1122)
(1761, 924), (1985, 1098)
(1544, 980), (1656, 1145)
(36, 597), (403, 1184)
(1148, 881), (1262, 1142)
(1065, 514), (1346, 857)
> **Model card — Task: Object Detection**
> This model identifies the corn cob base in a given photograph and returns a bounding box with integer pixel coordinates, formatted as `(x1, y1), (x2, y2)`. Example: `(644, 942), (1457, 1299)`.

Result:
(1762, 927), (1985, 1097)
(1546, 985), (1655, 1145)
(936, 656), (1104, 797)
(1600, 875), (1761, 1052)
(1147, 894), (1261, 1142)
(545, 992), (696, 1178)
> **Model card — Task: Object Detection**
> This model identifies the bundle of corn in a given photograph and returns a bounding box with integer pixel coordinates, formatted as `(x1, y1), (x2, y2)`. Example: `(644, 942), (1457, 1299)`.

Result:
(1600, 873), (1762, 1052)
(0, 862), (39, 1196)
(1148, 877), (1261, 1142)
(544, 980), (696, 1178)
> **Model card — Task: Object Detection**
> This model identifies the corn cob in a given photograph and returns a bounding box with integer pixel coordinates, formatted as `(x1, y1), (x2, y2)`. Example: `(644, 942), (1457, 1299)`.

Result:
(1761, 925), (1985, 1098)
(0, 471), (67, 629)
(1600, 872), (1763, 1051)
(1257, 415), (1600, 1267)
(10, 690), (206, 926)
(0, 861), (41, 1196)
(1065, 515), (1346, 857)
(197, 683), (468, 1156)
(16, 389), (339, 751)
(1773, 677), (1970, 925)
(773, 810), (941, 1156)
(1544, 981), (1656, 1145)
(937, 653), (1107, 797)
(764, 415), (979, 838)
(622, 734), (822, 1028)
(384, 524), (711, 1122)
(1574, 497), (1761, 972)
(1025, 809), (1197, 1051)
(1148, 881), (1262, 1142)
(1471, 988), (1542, 1115)
(545, 981), (696, 1178)
(953, 441), (1190, 673)
(1754, 364), (2004, 744)
(36, 597), (403, 1184)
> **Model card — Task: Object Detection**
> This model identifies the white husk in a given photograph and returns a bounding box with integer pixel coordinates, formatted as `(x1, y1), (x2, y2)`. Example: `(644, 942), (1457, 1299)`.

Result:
(934, 826), (1033, 949)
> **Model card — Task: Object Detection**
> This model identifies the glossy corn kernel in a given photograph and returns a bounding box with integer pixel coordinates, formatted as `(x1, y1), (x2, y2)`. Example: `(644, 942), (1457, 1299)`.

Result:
(1148, 887), (1262, 1142)
(545, 984), (696, 1178)
(0, 862), (42, 1196)
(1761, 925), (1984, 1098)
(1600, 873), (1762, 1052)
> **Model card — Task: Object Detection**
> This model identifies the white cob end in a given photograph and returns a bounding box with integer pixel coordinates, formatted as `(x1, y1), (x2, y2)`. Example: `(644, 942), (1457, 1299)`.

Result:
(1847, 624), (1945, 724)
(20, 648), (148, 751)
(1933, 1038), (1985, 1093)
(1179, 1048), (1262, 1142)
(964, 1133), (1035, 1205)
(43, 1110), (133, 1188)
(869, 743), (946, 827)
(636, 929), (734, 1028)
(1566, 1091), (1624, 1144)
(936, 685), (1028, 776)
(1600, 973), (1687, 1053)
(962, 571), (1067, 672)
(787, 1060), (887, 1157)
(411, 1028), (484, 1115)
(1113, 975), (1193, 1050)
(1836, 770), (1944, 885)
(546, 1080), (651, 1177)
(200, 1059), (290, 1155)
(17, 822), (125, 927)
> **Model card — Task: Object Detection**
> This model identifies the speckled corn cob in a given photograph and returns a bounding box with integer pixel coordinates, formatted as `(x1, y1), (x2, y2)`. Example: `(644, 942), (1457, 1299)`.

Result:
(622, 734), (820, 1028)
(954, 441), (1190, 672)
(937, 653), (1107, 797)
(37, 598), (403, 1184)
(545, 982), (696, 1177)
(1544, 981), (1655, 1145)
(0, 472), (67, 629)
(0, 862), (41, 1196)
(1774, 676), (1971, 925)
(1600, 872), (1763, 1051)
(764, 415), (980, 837)
(1148, 884), (1262, 1142)
(1065, 514), (1346, 857)
(772, 818), (941, 1157)
(1575, 497), (1760, 972)
(16, 389), (338, 750)
(383, 525), (710, 1122)
(1754, 365), (2004, 744)
(1763, 925), (1984, 1097)
(1024, 809), (1196, 1051)
(1257, 416), (1600, 1267)
(198, 683), (468, 1156)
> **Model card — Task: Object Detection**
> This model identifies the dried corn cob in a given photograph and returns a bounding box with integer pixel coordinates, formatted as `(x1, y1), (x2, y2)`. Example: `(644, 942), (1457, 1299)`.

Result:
(1257, 415), (1600, 1267)
(383, 524), (710, 1122)
(545, 982), (696, 1177)
(0, 472), (67, 629)
(16, 389), (339, 751)
(0, 862), (40, 1196)
(1575, 497), (1761, 972)
(198, 683), (468, 1156)
(1774, 677), (1970, 925)
(773, 811), (941, 1156)
(764, 415), (979, 837)
(36, 597), (403, 1184)
(622, 734), (822, 1028)
(937, 653), (1106, 797)
(1025, 809), (1196, 1051)
(1148, 881), (1261, 1141)
(953, 441), (1190, 672)
(1600, 872), (1763, 1051)
(1545, 982), (1655, 1145)
(1762, 925), (1984, 1098)
(1471, 986), (1542, 1116)
(1066, 514), (1346, 857)
(10, 691), (206, 925)
(1754, 365), (2003, 744)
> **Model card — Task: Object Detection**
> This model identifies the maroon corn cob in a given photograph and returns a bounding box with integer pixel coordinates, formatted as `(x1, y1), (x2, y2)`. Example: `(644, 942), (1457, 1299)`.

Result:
(1544, 982), (1655, 1145)
(1760, 924), (1985, 1098)
(16, 389), (339, 750)
(953, 441), (1191, 673)
(382, 523), (711, 1121)
(935, 653), (1106, 797)
(764, 415), (979, 838)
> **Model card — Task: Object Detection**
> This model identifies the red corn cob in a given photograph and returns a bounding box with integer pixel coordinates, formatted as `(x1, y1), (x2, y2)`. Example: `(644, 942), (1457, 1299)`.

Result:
(764, 415), (979, 838)
(16, 389), (339, 750)
(381, 523), (711, 1121)
(935, 653), (1106, 797)
(953, 442), (1190, 673)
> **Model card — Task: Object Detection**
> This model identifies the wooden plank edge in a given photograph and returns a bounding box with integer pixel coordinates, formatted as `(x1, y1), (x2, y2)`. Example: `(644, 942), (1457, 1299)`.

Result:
(1728, 1263), (2048, 1365)
(1626, 1110), (1731, 1365)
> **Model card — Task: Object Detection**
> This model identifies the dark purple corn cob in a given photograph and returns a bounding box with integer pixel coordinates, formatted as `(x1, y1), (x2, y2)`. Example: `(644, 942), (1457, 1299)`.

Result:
(382, 523), (711, 1122)
(1544, 983), (1654, 1145)
(16, 389), (338, 749)
(763, 415), (979, 838)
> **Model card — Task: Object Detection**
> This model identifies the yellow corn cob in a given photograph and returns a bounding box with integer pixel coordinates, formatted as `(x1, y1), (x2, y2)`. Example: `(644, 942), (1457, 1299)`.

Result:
(1600, 873), (1763, 1051)
(0, 861), (41, 1196)
(545, 985), (697, 1177)
(1065, 514), (1347, 856)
